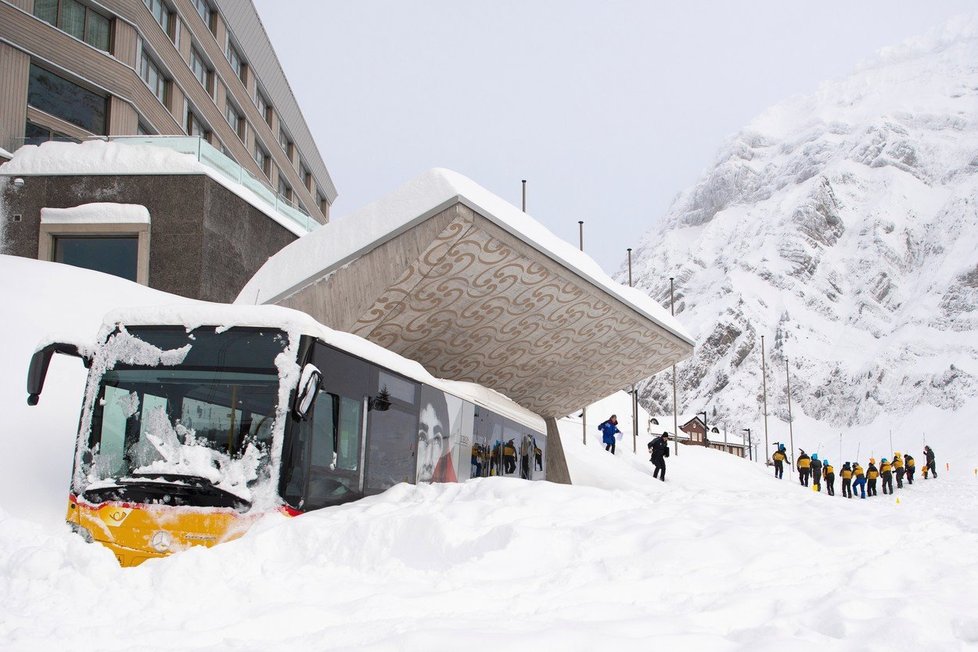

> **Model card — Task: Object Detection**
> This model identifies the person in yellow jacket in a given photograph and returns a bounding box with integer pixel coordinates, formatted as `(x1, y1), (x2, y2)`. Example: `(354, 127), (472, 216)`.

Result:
(823, 460), (836, 496)
(772, 443), (790, 479)
(880, 458), (894, 494)
(893, 453), (905, 489)
(921, 457), (930, 479)
(840, 462), (853, 498)
(797, 450), (811, 486)
(866, 459), (879, 497)
(905, 453), (916, 484)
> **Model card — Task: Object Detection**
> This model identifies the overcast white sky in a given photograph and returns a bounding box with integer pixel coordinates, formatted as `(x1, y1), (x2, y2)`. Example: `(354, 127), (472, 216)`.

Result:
(254, 1), (975, 275)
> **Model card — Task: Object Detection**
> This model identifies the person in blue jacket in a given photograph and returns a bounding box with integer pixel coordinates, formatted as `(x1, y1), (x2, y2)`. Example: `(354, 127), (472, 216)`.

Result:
(598, 415), (621, 454)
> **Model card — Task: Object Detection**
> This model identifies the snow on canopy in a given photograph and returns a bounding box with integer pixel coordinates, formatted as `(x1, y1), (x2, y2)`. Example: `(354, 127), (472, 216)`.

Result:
(236, 167), (693, 346)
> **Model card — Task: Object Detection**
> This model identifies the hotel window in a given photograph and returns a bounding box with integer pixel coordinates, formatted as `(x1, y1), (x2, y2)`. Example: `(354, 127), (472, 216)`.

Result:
(278, 128), (293, 159)
(143, 0), (174, 39)
(225, 101), (244, 139)
(190, 47), (211, 92)
(186, 108), (206, 137)
(278, 176), (293, 204)
(139, 50), (167, 106)
(226, 41), (246, 82)
(254, 144), (270, 177)
(255, 89), (271, 125)
(300, 164), (312, 191)
(24, 121), (77, 146)
(28, 64), (107, 135)
(189, 0), (210, 27)
(34, 0), (111, 52)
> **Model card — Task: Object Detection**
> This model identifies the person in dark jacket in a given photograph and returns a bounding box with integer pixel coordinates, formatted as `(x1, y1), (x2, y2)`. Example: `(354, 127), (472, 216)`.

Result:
(823, 459), (835, 496)
(797, 450), (811, 486)
(866, 459), (879, 496)
(904, 453), (915, 484)
(810, 454), (823, 492)
(840, 462), (853, 498)
(772, 443), (790, 479)
(598, 415), (621, 455)
(648, 432), (670, 481)
(924, 446), (937, 478)
(880, 458), (893, 495)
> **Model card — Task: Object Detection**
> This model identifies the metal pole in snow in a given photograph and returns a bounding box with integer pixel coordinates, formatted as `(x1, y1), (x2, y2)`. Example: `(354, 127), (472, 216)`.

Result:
(521, 179), (527, 212)
(786, 355), (795, 468)
(761, 335), (770, 463)
(580, 221), (585, 446)
(671, 277), (679, 457)
(628, 248), (638, 454)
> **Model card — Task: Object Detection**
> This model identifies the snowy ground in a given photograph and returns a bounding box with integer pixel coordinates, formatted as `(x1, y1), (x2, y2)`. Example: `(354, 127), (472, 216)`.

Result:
(2, 255), (978, 651)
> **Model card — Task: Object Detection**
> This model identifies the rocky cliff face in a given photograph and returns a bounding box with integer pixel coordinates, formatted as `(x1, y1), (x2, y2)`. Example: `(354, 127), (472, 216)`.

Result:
(628, 17), (978, 430)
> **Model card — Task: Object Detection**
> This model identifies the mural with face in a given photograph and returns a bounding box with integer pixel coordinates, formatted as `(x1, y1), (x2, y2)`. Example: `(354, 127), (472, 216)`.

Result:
(416, 388), (454, 483)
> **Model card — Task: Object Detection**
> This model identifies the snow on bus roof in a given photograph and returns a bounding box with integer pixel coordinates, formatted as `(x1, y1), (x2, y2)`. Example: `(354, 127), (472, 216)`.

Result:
(236, 168), (693, 345)
(102, 303), (544, 431)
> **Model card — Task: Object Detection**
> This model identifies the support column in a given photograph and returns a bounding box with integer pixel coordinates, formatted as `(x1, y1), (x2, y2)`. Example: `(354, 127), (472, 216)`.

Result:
(544, 417), (572, 485)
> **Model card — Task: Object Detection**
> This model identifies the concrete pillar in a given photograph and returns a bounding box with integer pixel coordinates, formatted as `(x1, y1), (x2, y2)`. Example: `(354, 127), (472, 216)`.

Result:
(545, 417), (572, 485)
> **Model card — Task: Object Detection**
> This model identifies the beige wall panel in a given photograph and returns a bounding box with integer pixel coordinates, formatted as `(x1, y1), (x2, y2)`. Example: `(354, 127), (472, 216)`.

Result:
(108, 96), (138, 134)
(8, 0), (31, 11)
(0, 42), (30, 150)
(112, 20), (139, 68)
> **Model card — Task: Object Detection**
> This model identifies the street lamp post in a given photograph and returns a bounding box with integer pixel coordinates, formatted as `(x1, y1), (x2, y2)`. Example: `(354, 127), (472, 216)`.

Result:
(743, 428), (752, 461)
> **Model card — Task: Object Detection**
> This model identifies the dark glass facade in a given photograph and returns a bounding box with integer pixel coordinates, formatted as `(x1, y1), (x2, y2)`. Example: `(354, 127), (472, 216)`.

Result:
(28, 64), (107, 135)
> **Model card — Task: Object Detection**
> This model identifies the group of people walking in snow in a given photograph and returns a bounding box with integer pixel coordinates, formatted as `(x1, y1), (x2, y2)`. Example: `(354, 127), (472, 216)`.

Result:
(770, 443), (938, 498)
(598, 415), (671, 482)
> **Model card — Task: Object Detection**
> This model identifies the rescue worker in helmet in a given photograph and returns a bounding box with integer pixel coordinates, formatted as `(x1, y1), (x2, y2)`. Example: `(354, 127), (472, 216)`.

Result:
(771, 443), (789, 479)
(810, 454), (823, 493)
(797, 449), (811, 486)
(823, 459), (836, 496)
(866, 458), (879, 497)
(904, 452), (916, 484)
(893, 452), (905, 489)
(852, 461), (867, 499)
(880, 457), (894, 495)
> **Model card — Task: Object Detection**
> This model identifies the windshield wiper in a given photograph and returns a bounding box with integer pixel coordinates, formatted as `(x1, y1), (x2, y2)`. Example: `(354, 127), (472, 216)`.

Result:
(127, 472), (251, 507)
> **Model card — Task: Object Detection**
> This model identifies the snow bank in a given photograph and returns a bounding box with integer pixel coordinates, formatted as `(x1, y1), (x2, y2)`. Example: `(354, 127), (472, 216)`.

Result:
(40, 202), (150, 224)
(236, 168), (693, 347)
(4, 253), (978, 649)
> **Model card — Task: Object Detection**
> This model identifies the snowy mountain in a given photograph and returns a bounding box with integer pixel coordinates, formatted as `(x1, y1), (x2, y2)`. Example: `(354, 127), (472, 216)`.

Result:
(628, 16), (978, 440)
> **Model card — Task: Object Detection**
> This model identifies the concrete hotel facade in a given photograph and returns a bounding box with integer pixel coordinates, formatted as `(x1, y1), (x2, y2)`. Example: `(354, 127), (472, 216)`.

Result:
(0, 0), (336, 221)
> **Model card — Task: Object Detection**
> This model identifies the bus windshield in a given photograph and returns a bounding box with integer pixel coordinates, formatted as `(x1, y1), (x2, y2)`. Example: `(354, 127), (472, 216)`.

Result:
(78, 327), (291, 508)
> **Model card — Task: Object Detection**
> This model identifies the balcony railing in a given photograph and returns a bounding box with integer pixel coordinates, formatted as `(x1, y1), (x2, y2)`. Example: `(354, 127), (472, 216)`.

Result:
(105, 135), (317, 232)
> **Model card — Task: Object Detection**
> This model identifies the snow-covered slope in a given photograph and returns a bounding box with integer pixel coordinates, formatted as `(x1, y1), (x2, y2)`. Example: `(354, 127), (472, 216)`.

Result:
(2, 256), (978, 650)
(630, 17), (978, 455)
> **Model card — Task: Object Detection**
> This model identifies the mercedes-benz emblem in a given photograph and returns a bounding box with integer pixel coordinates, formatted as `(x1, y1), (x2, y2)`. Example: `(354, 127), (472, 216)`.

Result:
(150, 530), (172, 553)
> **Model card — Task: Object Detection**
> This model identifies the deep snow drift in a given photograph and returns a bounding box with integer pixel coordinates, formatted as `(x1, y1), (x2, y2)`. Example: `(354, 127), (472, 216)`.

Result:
(2, 255), (978, 651)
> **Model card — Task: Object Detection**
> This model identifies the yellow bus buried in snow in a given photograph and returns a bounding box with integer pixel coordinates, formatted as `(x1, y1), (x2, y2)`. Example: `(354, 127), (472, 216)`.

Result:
(28, 305), (547, 566)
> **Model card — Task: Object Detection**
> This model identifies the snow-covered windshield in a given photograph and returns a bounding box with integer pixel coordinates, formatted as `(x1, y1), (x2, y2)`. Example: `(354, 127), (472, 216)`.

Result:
(80, 327), (290, 507)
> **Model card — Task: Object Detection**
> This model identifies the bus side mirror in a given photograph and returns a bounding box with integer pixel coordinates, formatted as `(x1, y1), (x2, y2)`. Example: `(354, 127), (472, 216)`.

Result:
(294, 364), (322, 420)
(27, 342), (91, 406)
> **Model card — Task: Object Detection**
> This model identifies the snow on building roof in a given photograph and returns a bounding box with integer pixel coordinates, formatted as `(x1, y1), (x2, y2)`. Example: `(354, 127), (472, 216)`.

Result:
(237, 168), (693, 347)
(0, 147), (12, 161)
(0, 141), (307, 237)
(40, 203), (150, 224)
